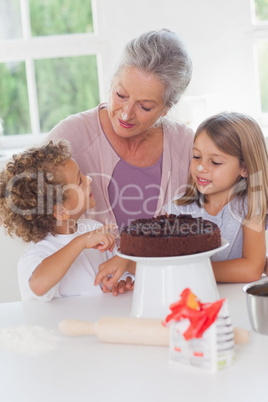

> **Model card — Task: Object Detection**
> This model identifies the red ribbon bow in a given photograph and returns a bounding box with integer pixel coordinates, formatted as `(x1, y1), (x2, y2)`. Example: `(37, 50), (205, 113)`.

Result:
(163, 288), (225, 340)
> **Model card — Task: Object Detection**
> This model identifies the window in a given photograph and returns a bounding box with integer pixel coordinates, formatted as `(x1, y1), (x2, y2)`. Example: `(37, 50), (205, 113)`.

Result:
(251, 0), (268, 122)
(0, 0), (102, 149)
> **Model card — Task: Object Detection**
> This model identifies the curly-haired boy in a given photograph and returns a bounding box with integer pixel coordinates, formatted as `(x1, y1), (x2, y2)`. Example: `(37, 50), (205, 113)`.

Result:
(0, 140), (134, 301)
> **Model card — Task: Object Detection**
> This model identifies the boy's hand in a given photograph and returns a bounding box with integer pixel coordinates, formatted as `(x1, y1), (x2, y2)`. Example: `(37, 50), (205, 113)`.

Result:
(84, 224), (116, 252)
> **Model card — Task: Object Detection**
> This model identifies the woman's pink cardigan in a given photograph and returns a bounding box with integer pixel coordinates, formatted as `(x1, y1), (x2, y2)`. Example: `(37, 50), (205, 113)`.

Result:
(46, 104), (194, 227)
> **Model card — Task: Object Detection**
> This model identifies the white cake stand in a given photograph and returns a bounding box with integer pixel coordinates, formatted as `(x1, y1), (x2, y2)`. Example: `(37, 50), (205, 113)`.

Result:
(117, 239), (229, 319)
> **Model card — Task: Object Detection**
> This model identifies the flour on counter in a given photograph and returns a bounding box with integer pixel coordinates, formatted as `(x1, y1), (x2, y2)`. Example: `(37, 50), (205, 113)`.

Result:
(0, 325), (61, 356)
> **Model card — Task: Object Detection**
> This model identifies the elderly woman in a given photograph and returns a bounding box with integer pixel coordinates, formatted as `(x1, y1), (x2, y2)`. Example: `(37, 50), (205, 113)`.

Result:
(47, 29), (194, 233)
(47, 29), (194, 293)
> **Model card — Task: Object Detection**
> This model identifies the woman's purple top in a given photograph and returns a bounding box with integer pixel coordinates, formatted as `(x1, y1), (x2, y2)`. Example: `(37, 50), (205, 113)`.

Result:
(108, 154), (163, 231)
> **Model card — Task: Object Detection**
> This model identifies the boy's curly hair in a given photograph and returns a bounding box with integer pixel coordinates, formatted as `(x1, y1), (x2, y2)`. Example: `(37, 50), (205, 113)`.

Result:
(0, 140), (72, 243)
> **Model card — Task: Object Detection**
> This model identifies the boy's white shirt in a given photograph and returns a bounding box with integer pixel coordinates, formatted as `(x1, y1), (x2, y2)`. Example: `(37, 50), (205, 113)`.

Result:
(18, 219), (131, 301)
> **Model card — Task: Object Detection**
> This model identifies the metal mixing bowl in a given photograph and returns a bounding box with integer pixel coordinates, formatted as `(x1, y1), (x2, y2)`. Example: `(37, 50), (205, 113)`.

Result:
(243, 278), (268, 335)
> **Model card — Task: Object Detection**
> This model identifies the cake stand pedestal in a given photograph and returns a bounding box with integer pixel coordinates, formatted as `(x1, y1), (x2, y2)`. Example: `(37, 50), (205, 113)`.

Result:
(117, 239), (229, 319)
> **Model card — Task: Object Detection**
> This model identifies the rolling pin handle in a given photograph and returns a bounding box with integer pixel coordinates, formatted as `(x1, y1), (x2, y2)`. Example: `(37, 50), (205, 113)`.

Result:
(59, 319), (96, 336)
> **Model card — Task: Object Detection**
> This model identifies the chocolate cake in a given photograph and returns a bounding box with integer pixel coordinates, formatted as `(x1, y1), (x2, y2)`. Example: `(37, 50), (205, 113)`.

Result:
(120, 214), (221, 257)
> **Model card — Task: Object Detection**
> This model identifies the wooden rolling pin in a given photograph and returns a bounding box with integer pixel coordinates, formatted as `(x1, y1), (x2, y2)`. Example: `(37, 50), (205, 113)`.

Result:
(58, 316), (250, 346)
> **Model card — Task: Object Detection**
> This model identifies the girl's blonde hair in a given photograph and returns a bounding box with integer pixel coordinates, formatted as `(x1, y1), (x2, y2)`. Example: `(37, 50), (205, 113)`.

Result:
(176, 112), (268, 223)
(0, 140), (71, 243)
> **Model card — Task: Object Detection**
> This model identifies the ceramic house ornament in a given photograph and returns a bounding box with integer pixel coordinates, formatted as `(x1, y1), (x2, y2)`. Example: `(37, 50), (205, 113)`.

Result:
(164, 288), (235, 372)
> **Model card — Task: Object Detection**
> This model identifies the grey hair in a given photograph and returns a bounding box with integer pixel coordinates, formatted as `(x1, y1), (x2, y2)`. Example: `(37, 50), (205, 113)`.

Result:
(112, 29), (192, 108)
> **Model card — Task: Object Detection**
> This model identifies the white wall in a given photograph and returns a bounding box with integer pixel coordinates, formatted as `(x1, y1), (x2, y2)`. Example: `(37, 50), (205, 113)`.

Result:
(0, 0), (264, 302)
(0, 227), (26, 302)
(96, 0), (259, 128)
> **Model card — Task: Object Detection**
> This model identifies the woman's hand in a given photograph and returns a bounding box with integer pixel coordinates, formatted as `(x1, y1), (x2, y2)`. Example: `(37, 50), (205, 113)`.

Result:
(94, 255), (136, 295)
(102, 276), (135, 296)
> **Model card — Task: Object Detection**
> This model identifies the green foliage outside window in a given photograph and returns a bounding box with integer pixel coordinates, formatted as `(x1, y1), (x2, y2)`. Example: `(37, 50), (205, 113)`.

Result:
(254, 0), (268, 113)
(257, 43), (268, 113)
(0, 0), (98, 136)
(35, 55), (99, 133)
(0, 62), (31, 135)
(254, 0), (268, 21)
(30, 0), (93, 36)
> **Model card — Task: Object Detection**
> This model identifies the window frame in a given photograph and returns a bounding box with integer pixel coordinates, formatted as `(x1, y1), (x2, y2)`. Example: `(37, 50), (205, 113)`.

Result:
(250, 0), (268, 130)
(0, 0), (106, 150)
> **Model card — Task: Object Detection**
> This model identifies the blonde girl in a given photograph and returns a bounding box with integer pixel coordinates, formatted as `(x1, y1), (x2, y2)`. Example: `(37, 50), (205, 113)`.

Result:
(164, 112), (268, 283)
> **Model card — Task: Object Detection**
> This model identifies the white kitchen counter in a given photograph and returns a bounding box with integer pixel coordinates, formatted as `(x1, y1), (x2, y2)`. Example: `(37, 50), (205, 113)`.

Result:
(0, 283), (267, 402)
